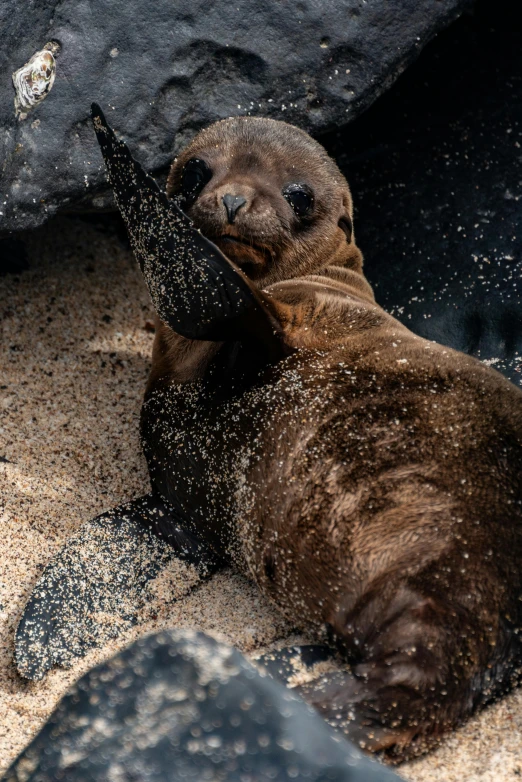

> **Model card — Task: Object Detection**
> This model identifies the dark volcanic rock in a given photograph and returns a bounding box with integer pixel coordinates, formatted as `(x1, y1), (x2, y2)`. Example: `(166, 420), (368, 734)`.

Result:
(3, 630), (401, 782)
(0, 0), (469, 234)
(324, 0), (522, 386)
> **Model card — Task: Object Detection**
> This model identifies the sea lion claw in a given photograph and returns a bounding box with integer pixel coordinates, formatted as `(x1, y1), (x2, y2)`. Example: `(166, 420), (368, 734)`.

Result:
(90, 103), (287, 358)
(15, 493), (220, 681)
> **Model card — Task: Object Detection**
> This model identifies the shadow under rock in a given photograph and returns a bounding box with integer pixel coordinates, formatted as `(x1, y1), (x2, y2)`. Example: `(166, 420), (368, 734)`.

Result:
(323, 0), (522, 386)
(0, 238), (29, 276)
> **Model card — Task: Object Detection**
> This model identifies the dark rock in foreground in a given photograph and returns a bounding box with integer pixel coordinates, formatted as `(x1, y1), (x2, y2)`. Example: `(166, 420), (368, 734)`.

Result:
(2, 630), (400, 782)
(324, 0), (522, 386)
(0, 0), (469, 234)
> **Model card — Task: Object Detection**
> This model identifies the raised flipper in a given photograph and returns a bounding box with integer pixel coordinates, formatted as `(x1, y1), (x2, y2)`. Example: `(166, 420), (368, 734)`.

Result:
(91, 103), (291, 361)
(15, 493), (222, 681)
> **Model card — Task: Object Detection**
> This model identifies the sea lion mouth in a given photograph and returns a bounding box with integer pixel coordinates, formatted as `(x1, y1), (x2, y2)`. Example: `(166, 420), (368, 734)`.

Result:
(218, 234), (266, 255)
(213, 234), (273, 277)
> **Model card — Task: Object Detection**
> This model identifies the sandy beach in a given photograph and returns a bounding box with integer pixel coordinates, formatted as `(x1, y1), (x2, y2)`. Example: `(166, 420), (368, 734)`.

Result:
(1, 216), (521, 780)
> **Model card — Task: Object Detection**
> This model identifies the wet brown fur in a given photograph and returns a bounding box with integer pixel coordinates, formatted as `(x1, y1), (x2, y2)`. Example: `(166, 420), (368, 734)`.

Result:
(143, 116), (522, 761)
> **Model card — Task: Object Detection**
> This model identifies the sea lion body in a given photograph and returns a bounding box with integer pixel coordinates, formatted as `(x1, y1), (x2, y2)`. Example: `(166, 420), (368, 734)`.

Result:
(140, 116), (522, 758)
(144, 267), (522, 610)
(15, 110), (522, 762)
(142, 253), (522, 758)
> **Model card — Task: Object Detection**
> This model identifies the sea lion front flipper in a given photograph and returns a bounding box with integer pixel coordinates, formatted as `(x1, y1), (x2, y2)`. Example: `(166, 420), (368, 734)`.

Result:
(15, 493), (222, 681)
(91, 103), (290, 361)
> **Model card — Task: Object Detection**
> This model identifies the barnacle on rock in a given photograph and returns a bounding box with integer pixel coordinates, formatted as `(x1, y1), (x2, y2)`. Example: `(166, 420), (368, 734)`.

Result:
(12, 44), (58, 116)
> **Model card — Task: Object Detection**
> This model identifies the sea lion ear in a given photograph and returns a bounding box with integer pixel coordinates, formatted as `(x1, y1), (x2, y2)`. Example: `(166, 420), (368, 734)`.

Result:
(90, 103), (291, 363)
(338, 215), (353, 243)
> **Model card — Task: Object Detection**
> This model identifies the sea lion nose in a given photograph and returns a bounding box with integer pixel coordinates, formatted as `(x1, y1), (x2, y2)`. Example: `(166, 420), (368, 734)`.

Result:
(222, 193), (247, 224)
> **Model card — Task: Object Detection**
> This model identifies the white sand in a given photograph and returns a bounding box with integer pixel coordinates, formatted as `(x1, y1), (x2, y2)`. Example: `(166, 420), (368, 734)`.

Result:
(0, 217), (521, 779)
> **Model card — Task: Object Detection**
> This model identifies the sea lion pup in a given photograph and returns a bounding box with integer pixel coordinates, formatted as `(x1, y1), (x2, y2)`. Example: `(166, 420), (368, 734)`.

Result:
(15, 106), (522, 763)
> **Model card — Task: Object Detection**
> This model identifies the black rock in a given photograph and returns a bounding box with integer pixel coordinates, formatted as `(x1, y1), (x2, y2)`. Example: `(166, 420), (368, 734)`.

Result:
(3, 630), (401, 782)
(324, 0), (522, 385)
(0, 0), (470, 235)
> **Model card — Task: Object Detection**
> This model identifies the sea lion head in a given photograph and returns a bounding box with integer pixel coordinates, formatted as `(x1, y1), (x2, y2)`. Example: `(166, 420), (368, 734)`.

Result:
(167, 117), (363, 286)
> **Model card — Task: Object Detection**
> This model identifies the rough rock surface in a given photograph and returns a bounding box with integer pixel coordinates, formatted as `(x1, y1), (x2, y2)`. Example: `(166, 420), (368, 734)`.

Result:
(0, 0), (470, 234)
(2, 630), (400, 782)
(324, 0), (522, 386)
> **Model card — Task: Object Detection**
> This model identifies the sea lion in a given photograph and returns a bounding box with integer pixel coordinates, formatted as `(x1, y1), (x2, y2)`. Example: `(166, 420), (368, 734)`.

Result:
(15, 105), (522, 763)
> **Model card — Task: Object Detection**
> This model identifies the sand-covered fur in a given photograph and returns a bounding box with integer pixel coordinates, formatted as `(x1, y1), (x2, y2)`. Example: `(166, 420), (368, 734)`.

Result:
(1, 217), (522, 779)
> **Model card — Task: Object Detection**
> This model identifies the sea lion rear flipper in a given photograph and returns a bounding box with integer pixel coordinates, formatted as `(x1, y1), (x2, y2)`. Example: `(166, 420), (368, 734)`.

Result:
(253, 644), (332, 685)
(15, 493), (222, 681)
(254, 646), (415, 754)
(91, 103), (290, 361)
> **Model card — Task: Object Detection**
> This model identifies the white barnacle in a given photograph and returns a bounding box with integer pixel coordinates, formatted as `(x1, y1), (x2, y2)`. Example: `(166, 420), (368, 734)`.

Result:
(12, 45), (57, 116)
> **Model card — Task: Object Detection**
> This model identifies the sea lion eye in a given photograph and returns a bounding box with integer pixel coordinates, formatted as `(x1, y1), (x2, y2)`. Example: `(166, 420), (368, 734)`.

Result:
(283, 184), (314, 218)
(181, 158), (212, 200)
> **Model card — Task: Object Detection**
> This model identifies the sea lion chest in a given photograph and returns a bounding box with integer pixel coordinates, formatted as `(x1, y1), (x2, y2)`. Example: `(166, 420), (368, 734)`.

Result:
(140, 353), (321, 559)
(141, 377), (240, 551)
